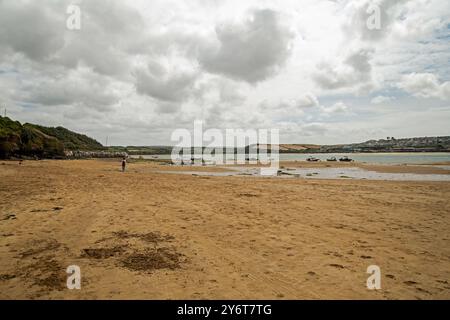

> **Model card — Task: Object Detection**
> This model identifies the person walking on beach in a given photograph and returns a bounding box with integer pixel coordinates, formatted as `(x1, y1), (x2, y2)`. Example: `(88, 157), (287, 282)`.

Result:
(121, 157), (126, 172)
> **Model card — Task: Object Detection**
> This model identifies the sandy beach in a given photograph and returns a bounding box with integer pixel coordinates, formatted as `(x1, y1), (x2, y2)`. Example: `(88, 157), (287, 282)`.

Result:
(0, 159), (449, 299)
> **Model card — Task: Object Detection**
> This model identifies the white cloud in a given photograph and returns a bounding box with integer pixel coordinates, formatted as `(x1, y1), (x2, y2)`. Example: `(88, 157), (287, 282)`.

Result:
(296, 93), (320, 108)
(371, 95), (394, 104)
(313, 48), (375, 92)
(321, 102), (349, 114)
(398, 72), (450, 100)
(0, 0), (449, 145)
(198, 8), (295, 83)
(257, 93), (320, 118)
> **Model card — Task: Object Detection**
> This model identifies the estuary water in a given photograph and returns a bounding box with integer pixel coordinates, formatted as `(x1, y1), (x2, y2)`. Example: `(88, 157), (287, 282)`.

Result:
(131, 152), (450, 164)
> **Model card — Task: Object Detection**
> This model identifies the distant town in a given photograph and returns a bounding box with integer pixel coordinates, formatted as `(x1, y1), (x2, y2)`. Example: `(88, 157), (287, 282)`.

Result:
(313, 136), (450, 153)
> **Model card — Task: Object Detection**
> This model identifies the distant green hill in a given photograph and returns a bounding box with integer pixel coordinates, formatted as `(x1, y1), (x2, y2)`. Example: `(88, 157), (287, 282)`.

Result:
(25, 123), (103, 151)
(0, 116), (103, 159)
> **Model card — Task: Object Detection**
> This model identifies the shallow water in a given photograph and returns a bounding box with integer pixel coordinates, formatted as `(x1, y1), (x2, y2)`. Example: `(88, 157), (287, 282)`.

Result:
(284, 167), (450, 181)
(279, 152), (450, 164)
(157, 166), (450, 182)
(133, 152), (450, 164)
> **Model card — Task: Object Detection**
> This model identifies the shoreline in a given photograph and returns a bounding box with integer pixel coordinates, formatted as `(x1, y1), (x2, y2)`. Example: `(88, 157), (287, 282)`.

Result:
(133, 159), (450, 178)
(4, 158), (450, 177)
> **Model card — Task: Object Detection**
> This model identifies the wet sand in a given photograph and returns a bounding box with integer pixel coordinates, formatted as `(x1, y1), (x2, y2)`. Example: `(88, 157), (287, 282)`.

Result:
(0, 159), (449, 299)
(278, 161), (450, 175)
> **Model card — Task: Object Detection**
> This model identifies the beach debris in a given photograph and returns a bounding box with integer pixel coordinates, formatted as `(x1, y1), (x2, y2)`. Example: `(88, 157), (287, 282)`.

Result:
(0, 274), (16, 281)
(328, 263), (345, 269)
(278, 170), (301, 177)
(30, 209), (49, 213)
(0, 233), (14, 237)
(238, 193), (259, 197)
(1, 213), (16, 221)
(306, 172), (319, 177)
(339, 156), (354, 162)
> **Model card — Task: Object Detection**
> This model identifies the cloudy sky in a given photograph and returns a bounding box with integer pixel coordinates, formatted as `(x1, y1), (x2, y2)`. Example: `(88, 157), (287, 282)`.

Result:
(1, 0), (449, 146)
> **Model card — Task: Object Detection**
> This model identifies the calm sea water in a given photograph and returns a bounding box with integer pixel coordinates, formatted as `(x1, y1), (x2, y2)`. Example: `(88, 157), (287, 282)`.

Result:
(131, 152), (450, 164)
(278, 152), (450, 164)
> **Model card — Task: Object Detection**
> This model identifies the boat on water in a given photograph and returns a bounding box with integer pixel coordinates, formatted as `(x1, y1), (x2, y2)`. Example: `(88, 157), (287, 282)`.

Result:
(307, 156), (320, 162)
(327, 157), (337, 162)
(339, 156), (353, 162)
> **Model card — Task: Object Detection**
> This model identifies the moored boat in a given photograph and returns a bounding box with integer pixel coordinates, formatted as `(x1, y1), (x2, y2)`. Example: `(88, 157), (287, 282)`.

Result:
(339, 156), (353, 162)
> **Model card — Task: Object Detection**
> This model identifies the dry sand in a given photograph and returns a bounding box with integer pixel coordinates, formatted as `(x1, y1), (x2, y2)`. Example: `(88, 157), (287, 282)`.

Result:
(0, 159), (449, 299)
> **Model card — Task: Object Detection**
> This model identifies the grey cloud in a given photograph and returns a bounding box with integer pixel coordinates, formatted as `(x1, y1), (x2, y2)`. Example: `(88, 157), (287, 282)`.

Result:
(0, 1), (65, 61)
(20, 70), (119, 111)
(155, 101), (182, 114)
(313, 49), (374, 91)
(198, 9), (294, 83)
(82, 0), (144, 36)
(295, 94), (319, 108)
(0, 0), (145, 78)
(217, 80), (246, 105)
(194, 77), (247, 108)
(342, 0), (410, 42)
(56, 1), (146, 77)
(134, 61), (199, 104)
(300, 123), (328, 136)
(57, 41), (130, 77)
